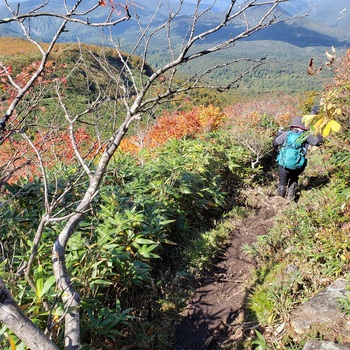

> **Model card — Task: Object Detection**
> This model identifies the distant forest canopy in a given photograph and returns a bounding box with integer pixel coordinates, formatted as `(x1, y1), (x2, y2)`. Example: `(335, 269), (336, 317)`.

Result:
(129, 38), (336, 97)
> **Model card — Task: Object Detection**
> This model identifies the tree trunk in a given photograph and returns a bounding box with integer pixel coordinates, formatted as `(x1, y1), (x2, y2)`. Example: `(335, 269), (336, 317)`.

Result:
(0, 278), (59, 350)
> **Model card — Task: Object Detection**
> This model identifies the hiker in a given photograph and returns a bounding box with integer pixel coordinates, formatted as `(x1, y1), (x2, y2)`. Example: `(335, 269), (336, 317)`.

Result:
(273, 116), (324, 200)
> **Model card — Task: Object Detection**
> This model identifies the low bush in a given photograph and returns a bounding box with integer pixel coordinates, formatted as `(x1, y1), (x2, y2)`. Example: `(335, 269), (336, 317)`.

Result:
(0, 129), (256, 349)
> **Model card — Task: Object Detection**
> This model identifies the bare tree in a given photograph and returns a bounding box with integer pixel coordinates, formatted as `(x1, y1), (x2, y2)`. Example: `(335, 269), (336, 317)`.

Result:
(0, 0), (289, 349)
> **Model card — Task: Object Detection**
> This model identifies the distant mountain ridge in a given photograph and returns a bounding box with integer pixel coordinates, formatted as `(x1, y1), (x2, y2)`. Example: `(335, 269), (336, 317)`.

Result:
(281, 0), (350, 34)
(1, 0), (349, 47)
(0, 0), (349, 95)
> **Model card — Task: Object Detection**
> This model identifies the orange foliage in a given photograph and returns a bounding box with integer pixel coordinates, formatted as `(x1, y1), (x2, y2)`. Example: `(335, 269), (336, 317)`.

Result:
(145, 111), (201, 149)
(197, 104), (226, 132)
(228, 110), (261, 132)
(13, 60), (67, 87)
(0, 63), (12, 76)
(0, 52), (73, 185)
(120, 105), (226, 154)
(119, 136), (142, 155)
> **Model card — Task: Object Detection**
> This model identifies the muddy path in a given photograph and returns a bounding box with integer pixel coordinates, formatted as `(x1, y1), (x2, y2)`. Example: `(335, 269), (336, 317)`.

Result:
(174, 194), (288, 350)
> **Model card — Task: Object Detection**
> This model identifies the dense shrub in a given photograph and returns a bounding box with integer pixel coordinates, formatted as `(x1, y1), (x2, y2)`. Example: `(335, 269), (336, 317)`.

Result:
(0, 129), (254, 348)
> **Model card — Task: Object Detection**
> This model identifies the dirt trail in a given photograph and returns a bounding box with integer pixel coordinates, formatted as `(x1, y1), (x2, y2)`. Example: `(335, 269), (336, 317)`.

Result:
(174, 194), (288, 350)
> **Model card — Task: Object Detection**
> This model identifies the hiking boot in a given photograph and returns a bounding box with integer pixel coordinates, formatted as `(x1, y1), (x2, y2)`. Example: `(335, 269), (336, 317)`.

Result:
(277, 184), (286, 198)
(287, 182), (298, 201)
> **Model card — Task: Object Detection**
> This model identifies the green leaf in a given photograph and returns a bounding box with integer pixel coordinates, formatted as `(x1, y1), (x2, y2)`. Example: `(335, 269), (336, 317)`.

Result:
(163, 238), (177, 245)
(40, 276), (56, 299)
(134, 238), (156, 245)
(89, 279), (113, 286)
(35, 265), (44, 299)
(137, 244), (160, 259)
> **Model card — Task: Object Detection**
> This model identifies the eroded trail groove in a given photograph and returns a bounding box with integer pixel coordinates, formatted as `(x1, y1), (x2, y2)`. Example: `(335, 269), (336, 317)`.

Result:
(174, 195), (287, 350)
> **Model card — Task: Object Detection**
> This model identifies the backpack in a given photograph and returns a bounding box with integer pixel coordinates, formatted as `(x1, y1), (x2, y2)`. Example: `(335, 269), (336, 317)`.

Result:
(277, 131), (307, 170)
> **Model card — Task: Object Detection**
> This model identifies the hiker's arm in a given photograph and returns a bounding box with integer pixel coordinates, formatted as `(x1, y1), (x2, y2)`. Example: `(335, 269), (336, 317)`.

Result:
(273, 132), (287, 148)
(306, 134), (324, 146)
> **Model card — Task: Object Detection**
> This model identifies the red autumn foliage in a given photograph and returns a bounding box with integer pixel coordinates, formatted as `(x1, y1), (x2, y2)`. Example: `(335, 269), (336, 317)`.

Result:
(0, 57), (74, 185)
(0, 127), (98, 184)
(0, 63), (12, 76)
(0, 59), (67, 131)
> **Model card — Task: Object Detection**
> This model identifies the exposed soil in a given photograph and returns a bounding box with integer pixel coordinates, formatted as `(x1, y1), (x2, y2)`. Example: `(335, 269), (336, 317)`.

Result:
(174, 194), (288, 350)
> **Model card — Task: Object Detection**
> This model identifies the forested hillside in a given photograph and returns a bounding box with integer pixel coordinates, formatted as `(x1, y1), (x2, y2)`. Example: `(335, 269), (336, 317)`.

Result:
(0, 0), (349, 349)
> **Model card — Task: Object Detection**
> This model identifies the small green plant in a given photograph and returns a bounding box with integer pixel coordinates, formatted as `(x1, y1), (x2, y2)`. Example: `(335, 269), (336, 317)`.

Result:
(337, 292), (350, 316)
(337, 297), (350, 315)
(251, 330), (268, 350)
(248, 285), (277, 326)
(83, 303), (133, 341)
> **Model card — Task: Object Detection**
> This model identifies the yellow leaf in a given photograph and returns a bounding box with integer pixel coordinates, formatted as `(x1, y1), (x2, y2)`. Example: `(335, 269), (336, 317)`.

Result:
(314, 117), (327, 135)
(326, 103), (333, 110)
(335, 108), (342, 115)
(4, 333), (16, 350)
(322, 120), (341, 137)
(323, 122), (331, 137)
(330, 120), (341, 132)
(314, 117), (327, 129)
(302, 114), (316, 127)
(9, 336), (16, 350)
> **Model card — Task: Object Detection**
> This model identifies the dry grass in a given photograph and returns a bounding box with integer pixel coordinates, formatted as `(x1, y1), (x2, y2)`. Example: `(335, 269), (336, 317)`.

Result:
(0, 36), (46, 56)
(0, 37), (96, 57)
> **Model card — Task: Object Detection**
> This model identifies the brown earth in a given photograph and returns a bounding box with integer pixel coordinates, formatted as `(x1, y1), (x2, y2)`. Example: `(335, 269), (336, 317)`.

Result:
(173, 193), (289, 350)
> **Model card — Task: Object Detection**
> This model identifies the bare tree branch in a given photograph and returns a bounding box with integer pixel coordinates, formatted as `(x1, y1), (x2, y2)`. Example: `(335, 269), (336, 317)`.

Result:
(0, 0), (131, 26)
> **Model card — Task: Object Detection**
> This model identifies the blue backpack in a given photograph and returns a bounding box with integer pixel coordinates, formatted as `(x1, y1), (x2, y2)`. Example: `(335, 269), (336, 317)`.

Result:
(277, 131), (307, 170)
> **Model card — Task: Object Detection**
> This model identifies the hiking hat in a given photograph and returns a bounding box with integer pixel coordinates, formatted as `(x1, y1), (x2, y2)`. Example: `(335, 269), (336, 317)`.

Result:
(289, 116), (309, 131)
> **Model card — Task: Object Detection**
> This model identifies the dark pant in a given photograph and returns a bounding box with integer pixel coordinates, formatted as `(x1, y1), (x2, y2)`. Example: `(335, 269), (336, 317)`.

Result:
(277, 165), (304, 199)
